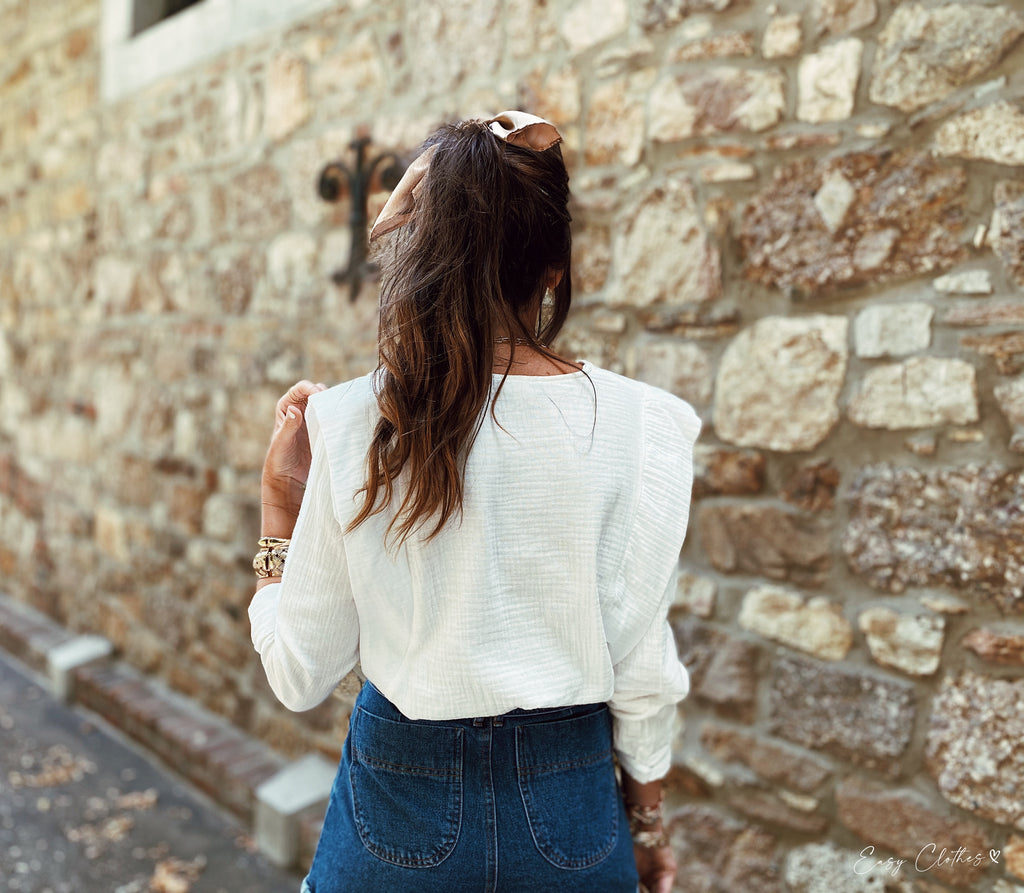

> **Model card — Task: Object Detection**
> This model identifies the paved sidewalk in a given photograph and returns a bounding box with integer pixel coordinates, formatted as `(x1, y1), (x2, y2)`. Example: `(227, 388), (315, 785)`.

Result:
(0, 650), (303, 893)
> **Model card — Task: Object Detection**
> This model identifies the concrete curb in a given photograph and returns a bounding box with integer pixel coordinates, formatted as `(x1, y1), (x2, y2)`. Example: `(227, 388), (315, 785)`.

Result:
(256, 753), (337, 867)
(0, 592), (329, 869)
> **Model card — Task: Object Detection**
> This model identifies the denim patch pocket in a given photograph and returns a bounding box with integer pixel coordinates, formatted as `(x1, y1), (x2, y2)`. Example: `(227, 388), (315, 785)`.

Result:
(516, 707), (619, 870)
(348, 707), (464, 868)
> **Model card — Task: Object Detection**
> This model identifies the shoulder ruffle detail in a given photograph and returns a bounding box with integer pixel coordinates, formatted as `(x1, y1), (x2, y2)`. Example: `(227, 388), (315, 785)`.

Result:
(608, 385), (701, 664)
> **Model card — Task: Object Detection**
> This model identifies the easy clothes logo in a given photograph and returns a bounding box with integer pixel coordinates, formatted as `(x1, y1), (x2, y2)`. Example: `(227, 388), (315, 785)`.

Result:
(855, 844), (1002, 878)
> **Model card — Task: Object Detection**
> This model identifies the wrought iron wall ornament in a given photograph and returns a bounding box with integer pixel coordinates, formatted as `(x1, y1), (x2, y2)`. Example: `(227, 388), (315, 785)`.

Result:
(317, 133), (408, 301)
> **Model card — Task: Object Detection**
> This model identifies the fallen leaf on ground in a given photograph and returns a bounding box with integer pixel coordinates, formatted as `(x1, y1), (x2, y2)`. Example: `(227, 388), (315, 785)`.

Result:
(149, 856), (206, 893)
(8, 745), (96, 788)
(117, 788), (159, 811)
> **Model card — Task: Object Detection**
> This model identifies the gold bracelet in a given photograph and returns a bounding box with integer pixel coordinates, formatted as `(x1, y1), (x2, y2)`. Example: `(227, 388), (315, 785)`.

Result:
(626, 801), (668, 848)
(626, 802), (663, 828)
(253, 537), (290, 578)
(632, 827), (670, 849)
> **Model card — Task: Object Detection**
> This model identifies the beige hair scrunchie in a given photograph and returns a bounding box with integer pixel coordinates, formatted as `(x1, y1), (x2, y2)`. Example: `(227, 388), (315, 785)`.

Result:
(369, 111), (562, 242)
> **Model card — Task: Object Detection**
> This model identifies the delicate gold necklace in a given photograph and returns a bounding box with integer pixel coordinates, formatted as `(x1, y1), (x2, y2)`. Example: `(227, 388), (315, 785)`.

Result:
(494, 336), (531, 345)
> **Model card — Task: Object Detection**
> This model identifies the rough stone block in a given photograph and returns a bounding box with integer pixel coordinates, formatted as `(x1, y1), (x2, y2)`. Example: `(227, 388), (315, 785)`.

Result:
(698, 504), (832, 588)
(812, 0), (877, 36)
(672, 571), (716, 618)
(781, 460), (840, 513)
(639, 0), (735, 32)
(223, 164), (290, 239)
(858, 606), (945, 676)
(836, 775), (991, 887)
(570, 222), (611, 294)
(926, 672), (1024, 830)
(667, 806), (778, 888)
(935, 99), (1024, 166)
(844, 464), (1024, 612)
(613, 178), (720, 308)
(691, 445), (765, 498)
(47, 634), (113, 702)
(309, 30), (383, 113)
(518, 65), (581, 124)
(672, 619), (759, 722)
(634, 338), (712, 406)
(255, 754), (338, 868)
(666, 805), (782, 892)
(698, 161), (755, 183)
(962, 330), (1024, 375)
(1007, 835), (1024, 882)
(671, 31), (754, 62)
(714, 315), (848, 452)
(848, 357), (978, 429)
(785, 842), (891, 893)
(700, 723), (831, 793)
(762, 14), (802, 58)
(961, 627), (1024, 666)
(769, 655), (916, 775)
(853, 302), (933, 358)
(933, 269), (993, 294)
(650, 67), (785, 141)
(739, 585), (852, 661)
(264, 53), (310, 142)
(725, 788), (828, 835)
(663, 757), (715, 799)
(944, 301), (1024, 330)
(585, 71), (648, 167)
(813, 169), (856, 233)
(797, 38), (863, 123)
(266, 231), (318, 294)
(560, 0), (627, 53)
(869, 3), (1024, 112)
(741, 150), (967, 295)
(992, 180), (1024, 287)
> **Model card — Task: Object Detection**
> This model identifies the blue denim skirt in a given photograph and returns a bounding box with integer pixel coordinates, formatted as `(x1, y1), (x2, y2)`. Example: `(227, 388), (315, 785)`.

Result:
(301, 681), (639, 892)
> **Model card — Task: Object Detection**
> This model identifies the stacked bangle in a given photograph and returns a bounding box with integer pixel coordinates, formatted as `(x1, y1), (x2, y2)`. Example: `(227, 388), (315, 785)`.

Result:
(253, 537), (290, 578)
(626, 801), (669, 849)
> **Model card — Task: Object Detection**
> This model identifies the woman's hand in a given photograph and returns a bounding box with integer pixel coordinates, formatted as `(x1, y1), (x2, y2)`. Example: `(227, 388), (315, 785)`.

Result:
(621, 773), (676, 893)
(635, 841), (677, 893)
(261, 380), (327, 537)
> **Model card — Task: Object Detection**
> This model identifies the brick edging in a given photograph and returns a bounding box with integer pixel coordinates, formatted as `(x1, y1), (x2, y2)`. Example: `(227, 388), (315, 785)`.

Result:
(0, 593), (77, 673)
(0, 592), (285, 821)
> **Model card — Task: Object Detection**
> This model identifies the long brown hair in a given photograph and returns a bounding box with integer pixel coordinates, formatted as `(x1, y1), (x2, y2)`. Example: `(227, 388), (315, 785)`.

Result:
(348, 118), (573, 546)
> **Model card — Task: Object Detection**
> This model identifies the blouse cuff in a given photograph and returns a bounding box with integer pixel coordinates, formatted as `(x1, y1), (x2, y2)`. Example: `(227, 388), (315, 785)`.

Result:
(613, 704), (679, 783)
(248, 581), (283, 655)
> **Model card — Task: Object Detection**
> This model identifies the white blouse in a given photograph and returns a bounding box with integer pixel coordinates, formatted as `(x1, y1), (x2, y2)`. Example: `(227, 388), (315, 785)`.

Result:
(249, 362), (700, 783)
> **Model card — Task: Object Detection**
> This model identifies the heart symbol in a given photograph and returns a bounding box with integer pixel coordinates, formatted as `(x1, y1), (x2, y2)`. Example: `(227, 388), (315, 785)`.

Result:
(989, 849), (1001, 863)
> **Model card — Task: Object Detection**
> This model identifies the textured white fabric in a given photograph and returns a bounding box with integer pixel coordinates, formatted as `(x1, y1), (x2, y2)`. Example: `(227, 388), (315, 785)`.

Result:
(249, 362), (700, 782)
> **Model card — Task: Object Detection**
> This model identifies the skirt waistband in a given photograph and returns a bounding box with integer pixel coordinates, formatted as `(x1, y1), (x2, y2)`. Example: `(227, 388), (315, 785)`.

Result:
(358, 680), (607, 730)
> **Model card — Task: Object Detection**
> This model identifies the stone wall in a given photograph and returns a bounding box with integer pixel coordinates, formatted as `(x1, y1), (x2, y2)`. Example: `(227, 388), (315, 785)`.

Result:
(2, 0), (1024, 889)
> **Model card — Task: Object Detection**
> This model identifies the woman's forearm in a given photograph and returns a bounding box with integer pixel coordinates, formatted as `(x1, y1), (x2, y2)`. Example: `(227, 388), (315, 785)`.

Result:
(261, 491), (300, 539)
(621, 772), (664, 809)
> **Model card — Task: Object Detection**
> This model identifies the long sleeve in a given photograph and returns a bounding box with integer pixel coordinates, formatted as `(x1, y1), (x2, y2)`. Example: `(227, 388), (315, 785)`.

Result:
(607, 386), (700, 782)
(248, 428), (360, 712)
(609, 568), (689, 782)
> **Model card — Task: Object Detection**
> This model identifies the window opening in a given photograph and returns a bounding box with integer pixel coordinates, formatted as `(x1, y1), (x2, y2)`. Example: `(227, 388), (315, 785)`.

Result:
(132, 0), (204, 36)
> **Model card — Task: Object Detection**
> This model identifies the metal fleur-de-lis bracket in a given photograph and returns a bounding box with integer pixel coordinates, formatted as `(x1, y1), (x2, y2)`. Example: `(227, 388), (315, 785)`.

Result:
(317, 134), (407, 301)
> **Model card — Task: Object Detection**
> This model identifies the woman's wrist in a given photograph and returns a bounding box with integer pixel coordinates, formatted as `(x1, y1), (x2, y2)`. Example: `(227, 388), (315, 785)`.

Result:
(260, 499), (299, 540)
(260, 477), (304, 538)
(621, 773), (669, 849)
(625, 800), (668, 849)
